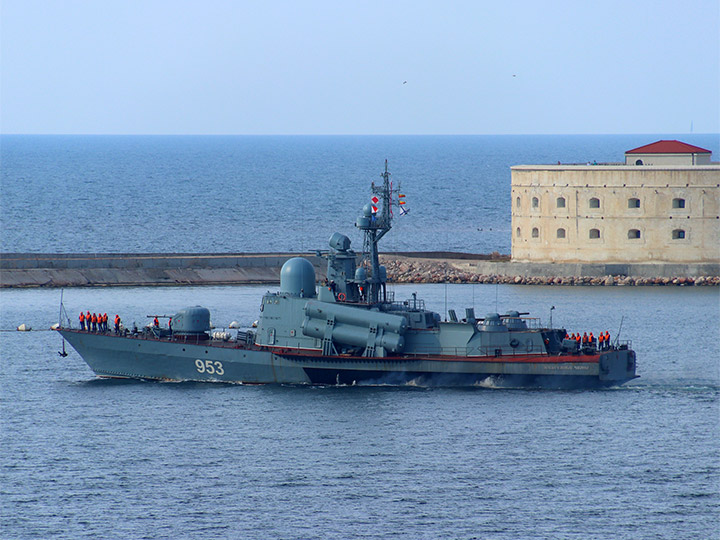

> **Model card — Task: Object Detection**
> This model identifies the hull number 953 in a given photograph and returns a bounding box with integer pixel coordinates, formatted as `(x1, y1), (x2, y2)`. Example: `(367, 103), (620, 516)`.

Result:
(195, 359), (225, 376)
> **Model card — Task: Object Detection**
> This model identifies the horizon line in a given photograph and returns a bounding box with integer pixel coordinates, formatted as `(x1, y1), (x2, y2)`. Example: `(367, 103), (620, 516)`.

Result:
(1, 132), (718, 137)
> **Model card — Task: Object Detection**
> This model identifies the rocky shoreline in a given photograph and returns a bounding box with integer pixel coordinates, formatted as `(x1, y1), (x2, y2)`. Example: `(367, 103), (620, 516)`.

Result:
(380, 257), (720, 286)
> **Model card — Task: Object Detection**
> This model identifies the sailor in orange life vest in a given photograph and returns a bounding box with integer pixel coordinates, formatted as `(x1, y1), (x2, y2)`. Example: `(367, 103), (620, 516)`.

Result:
(79, 312), (86, 331)
(114, 314), (121, 335)
(153, 317), (159, 327)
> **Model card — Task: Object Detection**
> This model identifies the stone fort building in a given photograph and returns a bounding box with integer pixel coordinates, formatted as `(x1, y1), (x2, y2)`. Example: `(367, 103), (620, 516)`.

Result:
(511, 140), (720, 265)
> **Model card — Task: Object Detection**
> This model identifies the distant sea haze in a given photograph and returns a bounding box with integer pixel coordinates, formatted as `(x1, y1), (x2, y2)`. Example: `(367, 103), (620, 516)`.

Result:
(2, 134), (718, 254)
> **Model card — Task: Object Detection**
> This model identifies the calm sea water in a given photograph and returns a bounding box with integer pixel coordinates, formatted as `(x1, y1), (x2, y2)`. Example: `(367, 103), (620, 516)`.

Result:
(1, 283), (718, 539)
(2, 135), (719, 539)
(2, 134), (718, 254)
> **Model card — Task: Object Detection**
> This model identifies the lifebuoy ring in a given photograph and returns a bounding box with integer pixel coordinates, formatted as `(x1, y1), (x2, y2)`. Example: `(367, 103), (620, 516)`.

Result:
(509, 338), (520, 348)
(337, 292), (346, 302)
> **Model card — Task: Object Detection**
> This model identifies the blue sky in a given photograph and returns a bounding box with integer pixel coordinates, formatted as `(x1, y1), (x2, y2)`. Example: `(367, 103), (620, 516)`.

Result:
(1, 0), (718, 135)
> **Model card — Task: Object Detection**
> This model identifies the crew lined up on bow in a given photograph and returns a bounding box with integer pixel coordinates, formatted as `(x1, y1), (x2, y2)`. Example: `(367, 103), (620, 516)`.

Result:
(79, 311), (122, 334)
(79, 311), (110, 332)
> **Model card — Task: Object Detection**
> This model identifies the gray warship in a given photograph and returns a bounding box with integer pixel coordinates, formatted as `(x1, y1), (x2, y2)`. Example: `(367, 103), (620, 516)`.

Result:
(57, 163), (637, 388)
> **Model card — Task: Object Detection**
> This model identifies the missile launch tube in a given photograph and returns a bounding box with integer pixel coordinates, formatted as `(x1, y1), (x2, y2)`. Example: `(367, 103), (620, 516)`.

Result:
(303, 300), (408, 334)
(302, 319), (405, 352)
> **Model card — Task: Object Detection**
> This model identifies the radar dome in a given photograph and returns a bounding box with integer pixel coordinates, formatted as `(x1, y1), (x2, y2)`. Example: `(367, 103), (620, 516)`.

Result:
(280, 257), (316, 298)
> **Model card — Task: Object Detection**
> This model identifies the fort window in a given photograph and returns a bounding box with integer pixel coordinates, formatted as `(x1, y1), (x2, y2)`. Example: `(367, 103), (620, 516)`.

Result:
(516, 227), (521, 238)
(628, 198), (641, 208)
(532, 197), (539, 208)
(589, 228), (600, 239)
(635, 159), (643, 165)
(531, 227), (539, 238)
(672, 229), (686, 239)
(672, 198), (686, 209)
(516, 196), (521, 208)
(589, 197), (600, 208)
(556, 228), (566, 239)
(556, 197), (566, 208)
(628, 229), (641, 239)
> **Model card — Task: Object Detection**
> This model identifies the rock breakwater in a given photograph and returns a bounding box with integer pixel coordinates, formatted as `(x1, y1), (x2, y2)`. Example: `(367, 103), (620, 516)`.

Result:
(380, 257), (720, 286)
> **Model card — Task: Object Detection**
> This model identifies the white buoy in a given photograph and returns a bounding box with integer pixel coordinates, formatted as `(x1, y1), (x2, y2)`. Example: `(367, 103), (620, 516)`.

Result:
(17, 324), (31, 332)
(252, 320), (258, 328)
(228, 321), (240, 329)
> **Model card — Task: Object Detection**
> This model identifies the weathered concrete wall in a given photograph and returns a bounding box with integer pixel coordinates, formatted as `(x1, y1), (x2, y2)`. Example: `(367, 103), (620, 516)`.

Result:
(0, 253), (326, 288)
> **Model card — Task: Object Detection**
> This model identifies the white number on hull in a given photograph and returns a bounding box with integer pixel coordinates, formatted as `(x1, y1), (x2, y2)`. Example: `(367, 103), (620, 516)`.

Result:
(194, 359), (225, 376)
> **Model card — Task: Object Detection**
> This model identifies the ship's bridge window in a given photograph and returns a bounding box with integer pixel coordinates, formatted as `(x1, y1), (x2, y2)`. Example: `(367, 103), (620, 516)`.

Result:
(628, 198), (641, 208)
(556, 197), (566, 208)
(672, 198), (686, 209)
(532, 197), (539, 208)
(532, 227), (539, 238)
(628, 229), (641, 239)
(589, 197), (600, 208)
(556, 228), (566, 239)
(672, 229), (686, 239)
(589, 228), (600, 239)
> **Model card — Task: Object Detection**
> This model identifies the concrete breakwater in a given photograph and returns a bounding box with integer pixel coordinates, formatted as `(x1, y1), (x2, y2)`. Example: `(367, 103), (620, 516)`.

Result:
(0, 253), (326, 288)
(1, 252), (718, 288)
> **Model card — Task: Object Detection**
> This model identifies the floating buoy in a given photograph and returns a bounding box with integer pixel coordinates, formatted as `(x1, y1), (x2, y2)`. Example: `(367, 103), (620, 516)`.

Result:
(252, 320), (258, 328)
(17, 324), (31, 331)
(228, 321), (240, 329)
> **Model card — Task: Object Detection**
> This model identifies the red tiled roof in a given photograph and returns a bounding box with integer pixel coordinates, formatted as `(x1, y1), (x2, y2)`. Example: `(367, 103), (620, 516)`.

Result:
(626, 140), (711, 154)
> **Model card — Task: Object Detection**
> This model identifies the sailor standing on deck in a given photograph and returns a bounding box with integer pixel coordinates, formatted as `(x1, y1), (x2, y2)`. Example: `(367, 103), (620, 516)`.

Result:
(79, 312), (85, 331)
(114, 315), (121, 335)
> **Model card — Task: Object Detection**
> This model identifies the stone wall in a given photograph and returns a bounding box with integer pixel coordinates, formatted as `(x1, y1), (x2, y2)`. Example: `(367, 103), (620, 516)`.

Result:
(511, 165), (720, 264)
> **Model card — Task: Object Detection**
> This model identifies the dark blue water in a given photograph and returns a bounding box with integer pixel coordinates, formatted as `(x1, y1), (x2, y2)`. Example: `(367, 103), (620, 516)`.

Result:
(1, 283), (718, 539)
(2, 134), (718, 254)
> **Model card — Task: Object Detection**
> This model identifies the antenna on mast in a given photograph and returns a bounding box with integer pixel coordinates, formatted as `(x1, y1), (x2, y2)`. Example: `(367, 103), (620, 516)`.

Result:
(357, 160), (396, 305)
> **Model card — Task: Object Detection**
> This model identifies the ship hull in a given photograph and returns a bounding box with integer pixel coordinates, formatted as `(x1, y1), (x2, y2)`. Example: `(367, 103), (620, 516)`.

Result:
(58, 329), (637, 389)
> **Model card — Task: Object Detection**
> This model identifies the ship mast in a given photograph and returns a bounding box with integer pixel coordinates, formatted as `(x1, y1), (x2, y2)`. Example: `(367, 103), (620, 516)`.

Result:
(360, 160), (393, 304)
